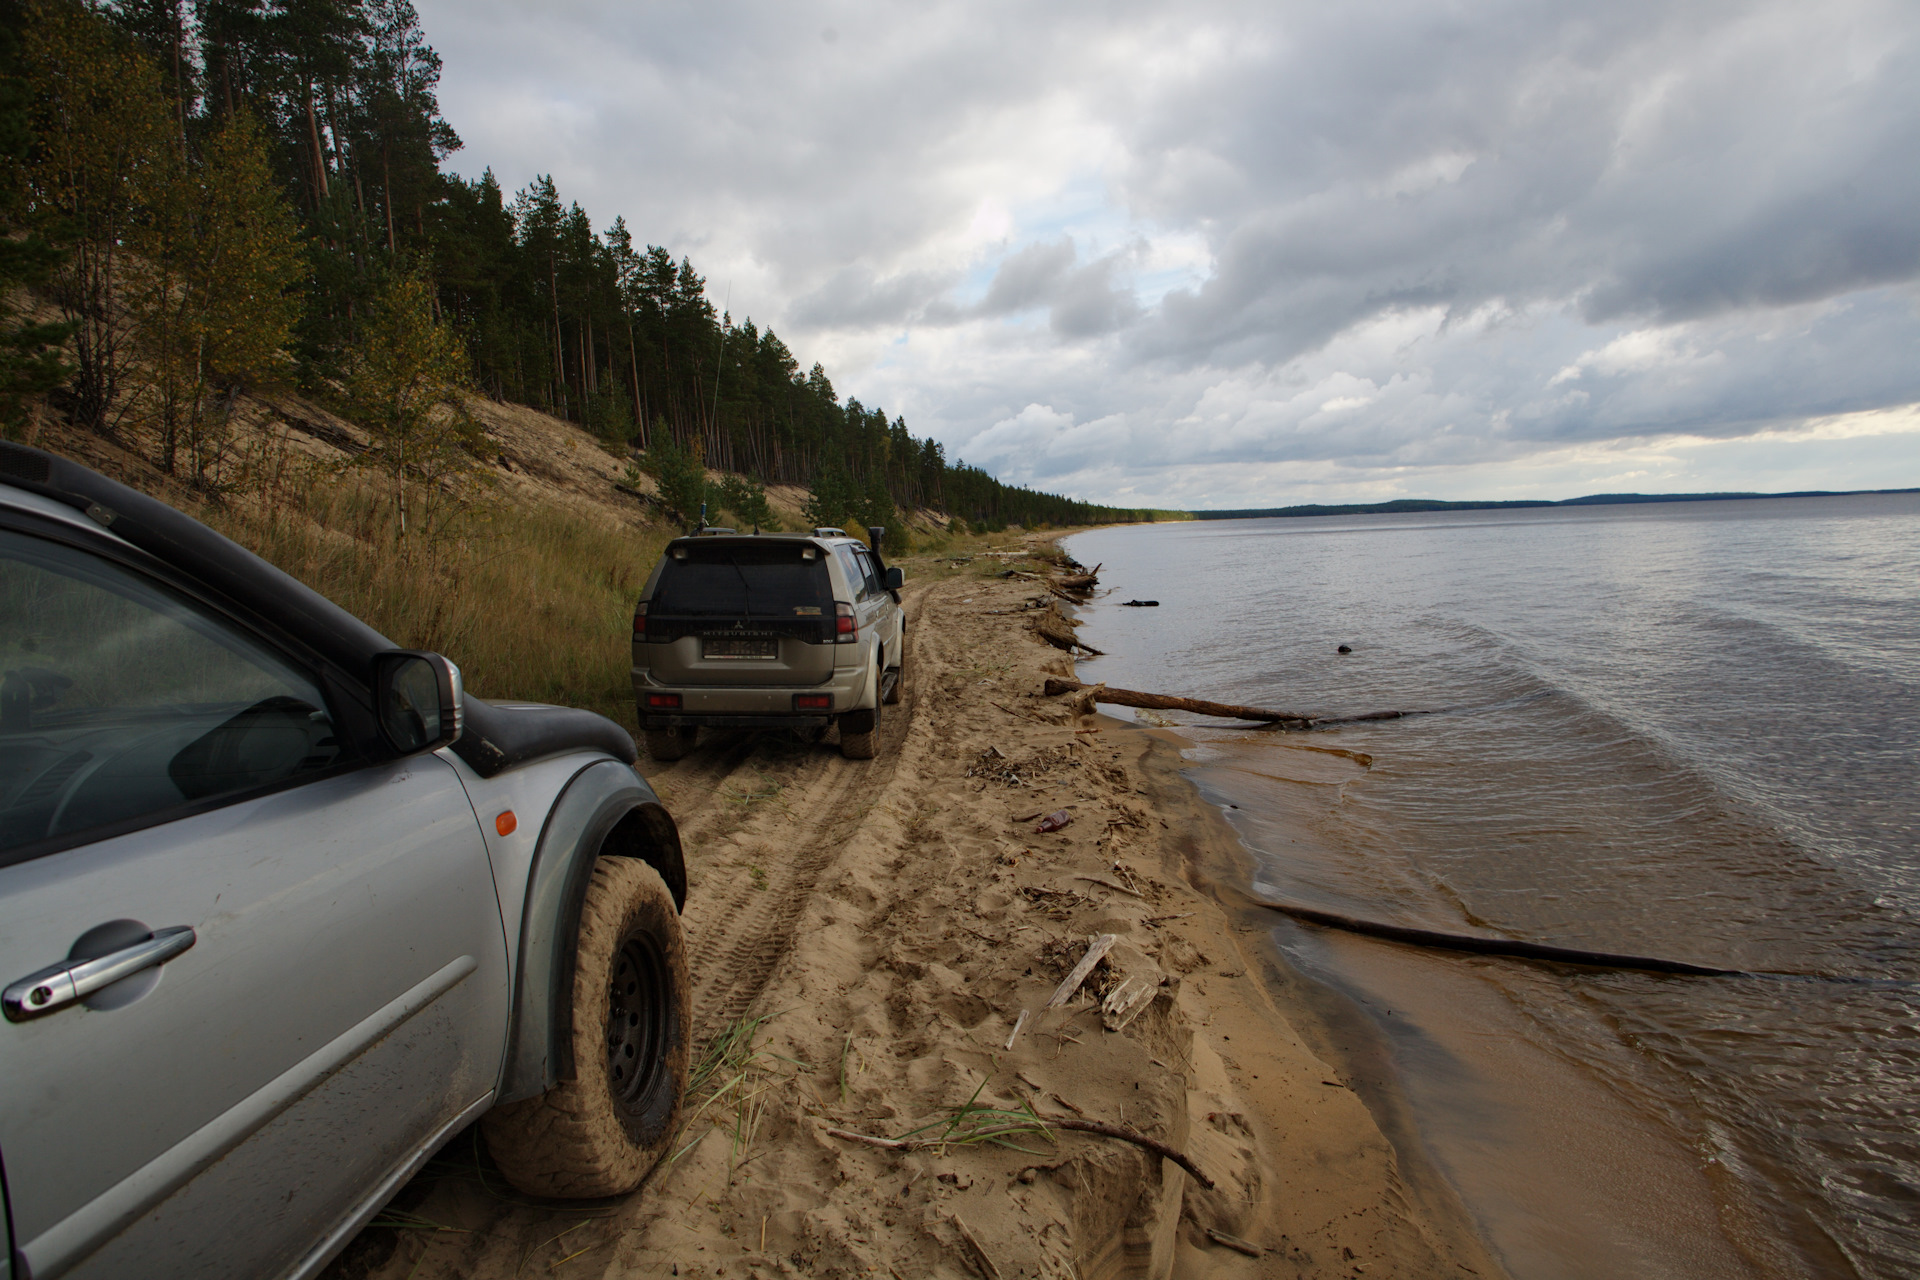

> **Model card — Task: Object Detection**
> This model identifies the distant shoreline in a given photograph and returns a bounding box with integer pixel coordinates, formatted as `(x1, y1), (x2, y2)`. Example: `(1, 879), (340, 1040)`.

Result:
(1194, 486), (1920, 520)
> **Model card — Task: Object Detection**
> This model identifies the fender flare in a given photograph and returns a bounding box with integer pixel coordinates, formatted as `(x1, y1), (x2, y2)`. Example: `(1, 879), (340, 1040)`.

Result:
(496, 759), (686, 1104)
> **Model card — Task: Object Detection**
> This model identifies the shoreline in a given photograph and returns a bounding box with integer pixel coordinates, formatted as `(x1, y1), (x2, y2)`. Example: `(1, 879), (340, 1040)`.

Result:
(1058, 515), (1879, 1280)
(328, 539), (1501, 1280)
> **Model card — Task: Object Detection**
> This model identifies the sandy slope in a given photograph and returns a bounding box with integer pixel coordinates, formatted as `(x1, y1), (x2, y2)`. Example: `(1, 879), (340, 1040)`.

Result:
(326, 552), (1500, 1280)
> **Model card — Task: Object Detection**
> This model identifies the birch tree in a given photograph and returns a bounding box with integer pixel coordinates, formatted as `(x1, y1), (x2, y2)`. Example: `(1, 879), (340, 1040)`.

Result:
(345, 271), (483, 546)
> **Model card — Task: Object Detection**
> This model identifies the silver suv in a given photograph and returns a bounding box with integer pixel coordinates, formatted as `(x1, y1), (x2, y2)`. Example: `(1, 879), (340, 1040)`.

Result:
(632, 527), (905, 760)
(0, 444), (691, 1280)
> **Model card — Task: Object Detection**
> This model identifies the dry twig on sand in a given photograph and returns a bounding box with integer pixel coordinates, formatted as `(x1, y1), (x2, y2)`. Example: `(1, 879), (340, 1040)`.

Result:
(1206, 1228), (1264, 1257)
(823, 1082), (1217, 1190)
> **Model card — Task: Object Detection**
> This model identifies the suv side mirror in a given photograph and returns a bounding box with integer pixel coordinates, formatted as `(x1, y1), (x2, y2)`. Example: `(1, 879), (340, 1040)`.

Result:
(374, 651), (464, 755)
(884, 566), (904, 591)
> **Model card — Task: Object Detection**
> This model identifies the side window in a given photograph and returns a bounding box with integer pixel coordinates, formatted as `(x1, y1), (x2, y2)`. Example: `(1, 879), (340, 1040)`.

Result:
(0, 529), (346, 860)
(834, 545), (872, 599)
(853, 549), (881, 596)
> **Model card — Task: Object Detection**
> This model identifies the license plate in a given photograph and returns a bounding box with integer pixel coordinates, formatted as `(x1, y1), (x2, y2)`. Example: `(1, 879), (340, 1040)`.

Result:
(702, 637), (778, 660)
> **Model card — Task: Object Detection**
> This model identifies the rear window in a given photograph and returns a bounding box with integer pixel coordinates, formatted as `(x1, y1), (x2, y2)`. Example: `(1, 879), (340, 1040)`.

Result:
(650, 543), (835, 617)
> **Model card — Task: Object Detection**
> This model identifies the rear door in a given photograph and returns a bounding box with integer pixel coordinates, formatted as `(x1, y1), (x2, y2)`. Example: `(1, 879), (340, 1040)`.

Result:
(644, 541), (836, 686)
(0, 522), (508, 1280)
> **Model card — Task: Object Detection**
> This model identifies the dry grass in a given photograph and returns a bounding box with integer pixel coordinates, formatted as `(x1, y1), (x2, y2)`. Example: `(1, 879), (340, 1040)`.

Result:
(671, 1013), (811, 1175)
(196, 469), (671, 730)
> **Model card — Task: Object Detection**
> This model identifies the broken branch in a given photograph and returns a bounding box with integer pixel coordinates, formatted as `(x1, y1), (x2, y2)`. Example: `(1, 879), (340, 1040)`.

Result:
(1205, 1227), (1264, 1257)
(1048, 1117), (1215, 1189)
(1047, 934), (1117, 1007)
(1073, 873), (1143, 898)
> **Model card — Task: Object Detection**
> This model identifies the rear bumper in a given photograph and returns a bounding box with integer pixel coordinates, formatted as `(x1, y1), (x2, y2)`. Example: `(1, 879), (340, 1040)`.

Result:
(632, 662), (869, 726)
(642, 712), (833, 730)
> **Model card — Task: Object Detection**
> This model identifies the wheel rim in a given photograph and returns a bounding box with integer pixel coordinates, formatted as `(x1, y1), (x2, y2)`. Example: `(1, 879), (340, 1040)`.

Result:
(606, 928), (673, 1114)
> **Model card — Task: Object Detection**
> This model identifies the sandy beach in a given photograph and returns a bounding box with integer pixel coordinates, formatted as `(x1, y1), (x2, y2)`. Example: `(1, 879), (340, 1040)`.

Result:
(321, 540), (1499, 1280)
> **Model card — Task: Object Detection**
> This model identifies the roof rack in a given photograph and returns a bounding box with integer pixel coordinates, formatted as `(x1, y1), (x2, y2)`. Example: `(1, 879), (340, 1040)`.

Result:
(812, 527), (846, 537)
(693, 526), (737, 536)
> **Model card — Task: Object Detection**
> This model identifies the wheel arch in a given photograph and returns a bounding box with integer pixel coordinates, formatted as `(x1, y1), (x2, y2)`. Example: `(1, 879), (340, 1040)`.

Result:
(497, 761), (686, 1104)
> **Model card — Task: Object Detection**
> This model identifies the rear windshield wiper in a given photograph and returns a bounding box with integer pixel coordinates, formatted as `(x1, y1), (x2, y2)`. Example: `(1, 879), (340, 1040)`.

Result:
(725, 555), (753, 618)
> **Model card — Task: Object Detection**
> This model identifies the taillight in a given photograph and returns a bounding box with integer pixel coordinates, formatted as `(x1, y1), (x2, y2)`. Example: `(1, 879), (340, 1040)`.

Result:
(835, 602), (857, 644)
(632, 600), (647, 640)
(646, 692), (682, 709)
(794, 693), (832, 710)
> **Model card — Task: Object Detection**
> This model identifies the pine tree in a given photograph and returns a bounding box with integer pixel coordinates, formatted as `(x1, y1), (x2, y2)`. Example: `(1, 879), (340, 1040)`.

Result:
(134, 110), (305, 479)
(22, 0), (175, 433)
(0, 0), (70, 435)
(715, 473), (777, 531)
(803, 461), (858, 533)
(639, 427), (707, 528)
(855, 468), (908, 553)
(192, 114), (305, 392)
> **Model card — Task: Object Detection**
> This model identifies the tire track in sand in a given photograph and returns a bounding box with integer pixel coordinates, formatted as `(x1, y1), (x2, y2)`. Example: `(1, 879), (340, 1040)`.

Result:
(650, 581), (934, 1041)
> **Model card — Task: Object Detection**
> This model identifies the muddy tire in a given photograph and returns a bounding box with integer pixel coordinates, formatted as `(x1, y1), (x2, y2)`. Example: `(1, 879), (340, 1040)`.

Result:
(481, 859), (690, 1198)
(645, 725), (697, 761)
(839, 702), (878, 759)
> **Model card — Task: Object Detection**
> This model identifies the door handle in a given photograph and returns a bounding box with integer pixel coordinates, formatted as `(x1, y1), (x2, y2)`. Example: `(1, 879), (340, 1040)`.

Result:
(3, 926), (196, 1022)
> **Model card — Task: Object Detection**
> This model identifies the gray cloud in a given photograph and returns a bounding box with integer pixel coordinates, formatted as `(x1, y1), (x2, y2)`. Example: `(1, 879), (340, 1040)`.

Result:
(418, 0), (1920, 505)
(789, 235), (1142, 336)
(789, 264), (956, 329)
(982, 240), (1075, 314)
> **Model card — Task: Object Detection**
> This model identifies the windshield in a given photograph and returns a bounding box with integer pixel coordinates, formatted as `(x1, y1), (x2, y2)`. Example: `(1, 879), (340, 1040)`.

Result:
(649, 543), (834, 617)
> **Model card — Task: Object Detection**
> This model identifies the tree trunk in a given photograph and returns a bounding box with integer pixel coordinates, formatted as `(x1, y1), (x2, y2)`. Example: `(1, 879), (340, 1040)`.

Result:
(381, 140), (397, 255)
(549, 254), (565, 415)
(305, 84), (329, 201)
(626, 318), (643, 441)
(170, 5), (188, 160)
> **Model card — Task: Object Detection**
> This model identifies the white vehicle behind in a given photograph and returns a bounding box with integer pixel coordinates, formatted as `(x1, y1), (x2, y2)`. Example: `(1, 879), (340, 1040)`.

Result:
(631, 528), (905, 760)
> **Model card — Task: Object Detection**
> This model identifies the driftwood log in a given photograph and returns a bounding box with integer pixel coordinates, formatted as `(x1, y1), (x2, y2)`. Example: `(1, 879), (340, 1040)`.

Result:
(1042, 678), (1427, 729)
(1033, 608), (1103, 655)
(1253, 896), (1749, 976)
(1043, 678), (1314, 727)
(1006, 570), (1083, 605)
(1054, 562), (1101, 592)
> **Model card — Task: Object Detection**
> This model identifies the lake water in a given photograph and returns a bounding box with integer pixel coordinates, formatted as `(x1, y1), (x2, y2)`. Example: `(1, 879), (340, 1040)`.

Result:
(1065, 495), (1920, 1280)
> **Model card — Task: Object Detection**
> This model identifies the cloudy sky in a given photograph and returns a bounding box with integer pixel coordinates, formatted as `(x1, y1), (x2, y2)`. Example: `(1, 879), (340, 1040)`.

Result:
(418, 0), (1920, 508)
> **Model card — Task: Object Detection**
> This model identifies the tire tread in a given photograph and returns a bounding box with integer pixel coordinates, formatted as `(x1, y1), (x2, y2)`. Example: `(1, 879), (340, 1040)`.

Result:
(481, 858), (689, 1198)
